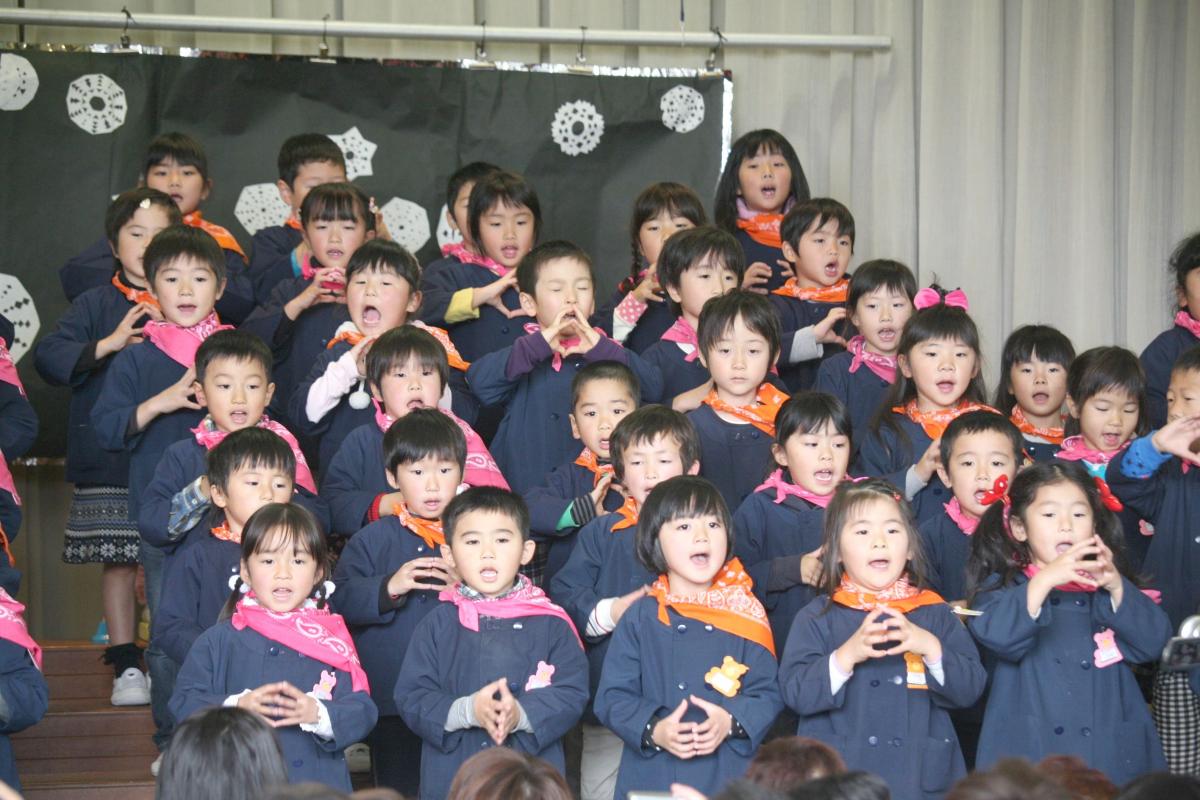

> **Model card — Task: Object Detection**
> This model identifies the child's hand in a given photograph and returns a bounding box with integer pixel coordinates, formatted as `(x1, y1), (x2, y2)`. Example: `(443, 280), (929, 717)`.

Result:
(473, 273), (523, 318)
(652, 699), (696, 759)
(671, 380), (715, 413)
(813, 307), (849, 347)
(97, 303), (156, 358)
(688, 695), (732, 756)
(800, 547), (823, 586)
(1086, 536), (1124, 604)
(833, 608), (894, 673)
(589, 472), (615, 515)
(914, 439), (942, 484)
(159, 366), (203, 414)
(265, 682), (320, 728)
(350, 336), (373, 379)
(370, 197), (391, 241)
(632, 265), (664, 304)
(741, 261), (774, 294)
(284, 266), (346, 320)
(388, 557), (457, 597)
(491, 681), (521, 745)
(1151, 415), (1200, 466)
(472, 677), (506, 736)
(560, 316), (600, 357)
(876, 607), (942, 662)
(668, 785), (708, 800)
(610, 585), (649, 625)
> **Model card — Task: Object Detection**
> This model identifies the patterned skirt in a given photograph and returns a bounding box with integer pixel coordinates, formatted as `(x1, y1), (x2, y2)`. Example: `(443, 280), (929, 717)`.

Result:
(62, 484), (141, 565)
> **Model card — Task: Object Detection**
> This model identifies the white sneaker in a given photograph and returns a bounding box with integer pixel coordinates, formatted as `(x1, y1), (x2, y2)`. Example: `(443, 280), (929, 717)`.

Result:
(345, 742), (371, 773)
(150, 753), (162, 777)
(111, 667), (151, 706)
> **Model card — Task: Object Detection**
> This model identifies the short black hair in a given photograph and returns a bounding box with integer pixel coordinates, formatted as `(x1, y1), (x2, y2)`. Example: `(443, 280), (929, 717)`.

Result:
(442, 486), (531, 544)
(299, 182), (375, 231)
(383, 408), (467, 474)
(143, 131), (209, 180)
(144, 224), (227, 286)
(658, 226), (746, 297)
(206, 428), (296, 493)
(939, 410), (1022, 466)
(1065, 346), (1149, 438)
(635, 476), (732, 575)
(993, 325), (1075, 413)
(609, 406), (700, 482)
(570, 361), (640, 410)
(195, 330), (273, 384)
(222, 503), (331, 617)
(446, 161), (502, 209)
(157, 708), (288, 800)
(277, 133), (346, 187)
(468, 170), (542, 247)
(366, 325), (449, 396)
(697, 290), (782, 367)
(105, 187), (182, 246)
(847, 259), (917, 309)
(1171, 344), (1200, 378)
(776, 391), (852, 444)
(515, 240), (593, 297)
(780, 197), (856, 251)
(344, 238), (420, 287)
(714, 129), (810, 234)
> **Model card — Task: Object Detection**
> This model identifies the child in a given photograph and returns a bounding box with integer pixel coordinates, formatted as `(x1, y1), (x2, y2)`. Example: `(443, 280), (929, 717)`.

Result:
(34, 187), (179, 705)
(733, 392), (851, 653)
(597, 182), (707, 353)
(550, 405), (700, 800)
(965, 461), (1170, 785)
(154, 427), (298, 669)
(920, 411), (1022, 605)
(640, 227), (745, 407)
(321, 326), (505, 538)
(171, 503), (378, 791)
(686, 290), (788, 511)
(771, 198), (857, 392)
(994, 324), (1076, 462)
(593, 476), (782, 798)
(330, 409), (467, 795)
(1141, 231), (1200, 427)
(815, 259), (917, 436)
(1106, 345), (1200, 774)
(249, 133), (348, 303)
(466, 240), (663, 494)
(522, 361), (636, 584)
(856, 286), (993, 524)
(0, 566), (48, 794)
(0, 327), (37, 463)
(394, 487), (589, 800)
(778, 478), (986, 799)
(419, 169), (537, 362)
(713, 129), (810, 292)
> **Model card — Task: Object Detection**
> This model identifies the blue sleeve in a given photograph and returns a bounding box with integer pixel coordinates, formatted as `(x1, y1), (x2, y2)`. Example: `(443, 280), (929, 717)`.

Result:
(524, 466), (581, 540)
(923, 606), (987, 710)
(593, 608), (663, 752)
(548, 519), (609, 640)
(169, 627), (230, 724)
(465, 346), (520, 406)
(417, 259), (461, 328)
(90, 348), (142, 451)
(153, 549), (207, 666)
(718, 640), (782, 756)
(0, 641), (48, 734)
(854, 426), (912, 488)
(236, 278), (307, 356)
(1094, 578), (1173, 663)
(214, 249), (256, 325)
(778, 604), (849, 715)
(33, 294), (105, 388)
(137, 445), (194, 549)
(321, 438), (380, 537)
(58, 237), (113, 302)
(967, 581), (1048, 663)
(293, 487), (331, 535)
(395, 616), (464, 752)
(508, 622), (588, 752)
(1140, 336), (1176, 429)
(0, 383), (37, 459)
(320, 667), (379, 752)
(288, 348), (344, 438)
(731, 497), (775, 605)
(330, 530), (397, 627)
(623, 348), (665, 405)
(1119, 434), (1172, 479)
(1106, 445), (1166, 522)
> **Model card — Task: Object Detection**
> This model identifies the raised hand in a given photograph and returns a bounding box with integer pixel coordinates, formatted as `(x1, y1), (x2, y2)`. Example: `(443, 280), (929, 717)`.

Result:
(813, 306), (849, 347)
(1151, 415), (1200, 466)
(832, 607), (894, 674)
(610, 585), (649, 626)
(876, 606), (942, 662)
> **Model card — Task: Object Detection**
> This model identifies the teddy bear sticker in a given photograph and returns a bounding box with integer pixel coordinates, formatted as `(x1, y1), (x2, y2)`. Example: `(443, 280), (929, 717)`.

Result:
(704, 656), (749, 698)
(312, 670), (337, 700)
(1093, 629), (1123, 668)
(525, 661), (556, 691)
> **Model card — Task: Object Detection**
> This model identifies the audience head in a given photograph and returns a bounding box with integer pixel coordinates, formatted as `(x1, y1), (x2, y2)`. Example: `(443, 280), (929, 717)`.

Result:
(444, 744), (571, 800)
(155, 707), (287, 800)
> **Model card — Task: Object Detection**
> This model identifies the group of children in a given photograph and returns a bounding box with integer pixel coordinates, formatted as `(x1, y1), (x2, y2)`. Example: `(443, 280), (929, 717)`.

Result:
(0, 125), (1193, 798)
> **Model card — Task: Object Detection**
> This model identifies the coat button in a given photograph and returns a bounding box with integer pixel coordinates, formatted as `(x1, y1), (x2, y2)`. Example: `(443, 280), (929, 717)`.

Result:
(892, 676), (903, 685)
(1081, 727), (1091, 736)
(1081, 660), (1091, 670)
(870, 680), (880, 687)
(1051, 597), (1060, 606)
(550, 413), (559, 421)
(1054, 726), (1064, 735)
(891, 737), (902, 747)
(268, 647), (278, 655)
(868, 736), (878, 746)
(704, 625), (713, 632)
(501, 327), (510, 334)
(417, 546), (424, 553)
(1075, 598), (1085, 606)
(677, 682), (686, 691)
(750, 431), (760, 439)
(513, 623), (523, 629)
(1193, 536), (1200, 544)
(676, 624), (687, 632)
(292, 759), (304, 767)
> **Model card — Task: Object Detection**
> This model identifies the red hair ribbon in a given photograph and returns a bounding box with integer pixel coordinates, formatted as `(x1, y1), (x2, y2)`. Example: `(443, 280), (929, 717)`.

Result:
(979, 474), (1009, 506)
(913, 287), (969, 311)
(1093, 477), (1124, 513)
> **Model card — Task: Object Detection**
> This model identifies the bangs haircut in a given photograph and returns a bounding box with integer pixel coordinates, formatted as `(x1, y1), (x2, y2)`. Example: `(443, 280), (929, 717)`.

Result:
(143, 224), (227, 285)
(570, 361), (640, 411)
(714, 129), (811, 233)
(515, 240), (593, 297)
(780, 197), (856, 251)
(344, 238), (420, 286)
(242, 502), (328, 576)
(609, 405), (700, 482)
(143, 131), (209, 179)
(994, 325), (1075, 413)
(366, 325), (449, 395)
(1168, 231), (1200, 294)
(1172, 344), (1200, 377)
(206, 428), (296, 493)
(847, 259), (917, 309)
(446, 161), (501, 208)
(628, 182), (708, 281)
(105, 187), (182, 245)
(938, 410), (1022, 467)
(635, 476), (732, 575)
(697, 290), (782, 366)
(1065, 346), (1149, 438)
(277, 133), (346, 186)
(776, 391), (853, 445)
(299, 182), (374, 230)
(194, 330), (273, 384)
(383, 408), (467, 474)
(658, 226), (746, 294)
(468, 170), (542, 246)
(442, 486), (531, 545)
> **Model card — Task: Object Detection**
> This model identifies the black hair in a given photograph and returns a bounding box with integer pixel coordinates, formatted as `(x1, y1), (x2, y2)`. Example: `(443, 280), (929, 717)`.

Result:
(791, 771), (892, 800)
(299, 182), (374, 231)
(143, 131), (209, 180)
(570, 361), (640, 411)
(708, 780), (789, 800)
(156, 707), (288, 800)
(657, 226), (747, 315)
(277, 133), (346, 187)
(714, 129), (810, 234)
(1064, 346), (1148, 438)
(104, 187), (182, 246)
(780, 197), (856, 252)
(1173, 344), (1200, 378)
(776, 391), (853, 445)
(1167, 230), (1200, 308)
(635, 476), (732, 575)
(344, 238), (420, 286)
(609, 405), (701, 482)
(442, 486), (531, 545)
(383, 407), (467, 474)
(144, 224), (227, 286)
(625, 182), (709, 285)
(938, 410), (1023, 468)
(965, 461), (1138, 603)
(697, 290), (782, 367)
(847, 259), (917, 310)
(206, 427), (296, 494)
(515, 240), (594, 297)
(194, 330), (273, 384)
(993, 325), (1076, 413)
(468, 170), (542, 247)
(221, 503), (329, 618)
(446, 161), (502, 209)
(365, 325), (449, 396)
(1116, 773), (1200, 800)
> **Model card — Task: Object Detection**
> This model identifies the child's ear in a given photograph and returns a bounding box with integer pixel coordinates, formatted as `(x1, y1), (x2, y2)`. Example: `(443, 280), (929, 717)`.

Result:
(780, 241), (799, 264)
(439, 543), (455, 567)
(686, 461), (701, 476)
(192, 381), (208, 408)
(665, 283), (683, 305)
(369, 383), (383, 402)
(365, 229), (378, 242)
(384, 469), (401, 491)
(263, 381), (276, 408)
(519, 538), (536, 566)
(405, 291), (422, 314)
(211, 483), (228, 510)
(200, 179), (212, 203)
(935, 461), (951, 488)
(771, 442), (788, 469)
(518, 291), (538, 319)
(568, 413), (582, 441)
(1065, 395), (1080, 420)
(238, 560), (250, 586)
(444, 207), (459, 232)
(1008, 517), (1028, 543)
(897, 353), (913, 379)
(214, 277), (227, 301)
(276, 179), (294, 208)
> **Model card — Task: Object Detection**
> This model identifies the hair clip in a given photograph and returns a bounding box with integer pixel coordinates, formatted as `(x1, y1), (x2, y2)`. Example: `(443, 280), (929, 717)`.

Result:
(227, 574), (240, 591)
(979, 474), (1009, 506)
(322, 580), (336, 598)
(1093, 477), (1124, 512)
(913, 286), (969, 311)
(138, 197), (152, 209)
(239, 581), (251, 595)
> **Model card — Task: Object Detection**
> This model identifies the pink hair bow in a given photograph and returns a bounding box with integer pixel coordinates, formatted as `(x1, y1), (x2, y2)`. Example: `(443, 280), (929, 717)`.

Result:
(913, 287), (969, 311)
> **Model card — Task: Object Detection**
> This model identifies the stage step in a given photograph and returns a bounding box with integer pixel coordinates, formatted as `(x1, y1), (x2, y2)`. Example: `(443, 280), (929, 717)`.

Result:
(20, 770), (156, 800)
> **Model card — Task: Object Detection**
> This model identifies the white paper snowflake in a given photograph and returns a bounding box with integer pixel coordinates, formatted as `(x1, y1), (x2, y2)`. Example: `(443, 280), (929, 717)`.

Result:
(551, 100), (605, 157)
(66, 73), (127, 135)
(380, 197), (431, 254)
(0, 54), (38, 112)
(234, 183), (292, 236)
(0, 274), (39, 362)
(660, 85), (705, 133)
(329, 126), (377, 180)
(436, 204), (462, 250)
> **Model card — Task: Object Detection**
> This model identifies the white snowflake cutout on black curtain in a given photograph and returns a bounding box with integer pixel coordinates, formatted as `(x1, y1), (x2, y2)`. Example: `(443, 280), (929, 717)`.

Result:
(235, 183), (292, 236)
(329, 126), (377, 180)
(66, 73), (127, 135)
(0, 53), (38, 111)
(436, 204), (462, 250)
(551, 100), (605, 156)
(660, 85), (705, 133)
(0, 274), (39, 362)
(380, 198), (431, 254)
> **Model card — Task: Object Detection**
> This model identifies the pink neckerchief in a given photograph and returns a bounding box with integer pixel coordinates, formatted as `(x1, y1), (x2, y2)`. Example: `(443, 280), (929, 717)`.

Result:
(438, 575), (583, 649)
(143, 312), (233, 367)
(1023, 564), (1161, 603)
(0, 342), (26, 397)
(735, 196), (796, 220)
(943, 498), (979, 535)
(372, 400), (509, 490)
(1056, 436), (1126, 465)
(845, 335), (897, 383)
(232, 596), (370, 692)
(0, 589), (40, 670)
(442, 241), (508, 278)
(0, 450), (18, 506)
(1175, 310), (1200, 338)
(190, 415), (317, 494)
(523, 322), (608, 372)
(661, 317), (700, 362)
(754, 468), (833, 508)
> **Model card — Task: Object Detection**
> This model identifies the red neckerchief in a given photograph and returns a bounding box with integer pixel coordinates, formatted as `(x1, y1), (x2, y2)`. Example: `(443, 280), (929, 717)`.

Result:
(735, 214), (784, 249)
(143, 312), (233, 367)
(438, 575), (582, 648)
(0, 344), (25, 398)
(410, 320), (470, 371)
(702, 383), (790, 437)
(523, 322), (609, 372)
(574, 448), (615, 488)
(190, 415), (317, 494)
(611, 497), (639, 531)
(285, 216), (302, 231)
(182, 211), (246, 260)
(1010, 406), (1065, 445)
(831, 575), (945, 614)
(846, 335), (897, 383)
(943, 498), (979, 535)
(210, 521), (240, 544)
(1056, 436), (1126, 465)
(110, 272), (158, 309)
(1022, 563), (1096, 593)
(1175, 309), (1200, 339)
(772, 277), (850, 303)
(648, 558), (775, 657)
(326, 321), (366, 350)
(392, 503), (445, 549)
(232, 597), (369, 692)
(892, 399), (998, 440)
(0, 589), (41, 670)
(754, 468), (832, 508)
(660, 317), (700, 362)
(441, 241), (508, 278)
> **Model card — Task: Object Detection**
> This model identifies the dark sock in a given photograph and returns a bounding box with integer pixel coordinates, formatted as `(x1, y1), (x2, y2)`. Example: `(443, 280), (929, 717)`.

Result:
(103, 642), (144, 676)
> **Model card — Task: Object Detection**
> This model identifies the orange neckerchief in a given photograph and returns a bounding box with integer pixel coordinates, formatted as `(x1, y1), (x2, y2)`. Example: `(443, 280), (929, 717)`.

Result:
(892, 399), (998, 440)
(210, 521), (241, 545)
(772, 276), (850, 303)
(735, 214), (784, 250)
(610, 497), (639, 531)
(110, 272), (158, 308)
(703, 383), (790, 437)
(393, 503), (446, 548)
(648, 558), (775, 657)
(411, 321), (470, 372)
(0, 522), (15, 569)
(327, 329), (367, 350)
(831, 575), (945, 614)
(285, 216), (302, 231)
(182, 211), (246, 260)
(1010, 405), (1065, 445)
(574, 448), (615, 488)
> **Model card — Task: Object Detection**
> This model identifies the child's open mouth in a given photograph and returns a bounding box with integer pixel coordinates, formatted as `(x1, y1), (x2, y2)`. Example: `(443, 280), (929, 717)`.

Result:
(875, 328), (896, 344)
(813, 469), (834, 485)
(1101, 432), (1122, 449)
(760, 184), (776, 200)
(1032, 392), (1050, 405)
(690, 551), (711, 568)
(479, 568), (498, 583)
(229, 410), (248, 426)
(176, 304), (197, 316)
(824, 260), (840, 278)
(362, 306), (382, 326)
(422, 498), (442, 513)
(501, 246), (520, 260)
(1055, 541), (1073, 554)
(936, 380), (957, 394)
(272, 587), (293, 602)
(406, 398), (426, 410)
(170, 193), (184, 204)
(326, 248), (344, 261)
(869, 558), (891, 571)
